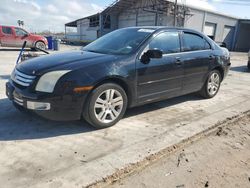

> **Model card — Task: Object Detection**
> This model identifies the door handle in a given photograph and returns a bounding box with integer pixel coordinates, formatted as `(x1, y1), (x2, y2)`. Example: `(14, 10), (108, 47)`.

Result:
(175, 57), (182, 66)
(209, 55), (214, 60)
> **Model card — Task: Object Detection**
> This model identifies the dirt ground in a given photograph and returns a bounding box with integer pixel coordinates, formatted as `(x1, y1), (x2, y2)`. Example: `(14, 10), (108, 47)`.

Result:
(108, 112), (250, 188)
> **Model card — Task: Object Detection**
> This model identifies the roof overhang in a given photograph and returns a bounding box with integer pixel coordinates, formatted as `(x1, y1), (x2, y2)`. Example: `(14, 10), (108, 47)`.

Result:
(65, 13), (100, 27)
(239, 19), (250, 24)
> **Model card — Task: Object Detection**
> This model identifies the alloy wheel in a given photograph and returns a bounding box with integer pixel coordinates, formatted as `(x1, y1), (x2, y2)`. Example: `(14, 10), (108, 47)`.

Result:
(36, 42), (45, 50)
(94, 89), (124, 124)
(207, 72), (220, 96)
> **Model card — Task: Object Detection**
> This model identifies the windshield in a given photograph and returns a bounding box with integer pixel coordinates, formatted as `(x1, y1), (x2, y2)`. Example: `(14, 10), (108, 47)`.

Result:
(82, 28), (155, 55)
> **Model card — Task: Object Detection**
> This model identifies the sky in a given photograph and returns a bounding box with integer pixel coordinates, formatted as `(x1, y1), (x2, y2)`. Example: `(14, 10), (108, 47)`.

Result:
(0, 0), (249, 33)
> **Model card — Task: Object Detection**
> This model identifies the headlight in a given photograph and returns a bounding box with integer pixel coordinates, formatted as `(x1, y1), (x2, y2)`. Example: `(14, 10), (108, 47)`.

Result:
(35, 70), (70, 93)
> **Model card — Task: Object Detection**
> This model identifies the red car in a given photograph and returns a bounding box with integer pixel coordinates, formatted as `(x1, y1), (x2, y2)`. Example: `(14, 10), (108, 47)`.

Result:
(0, 25), (48, 50)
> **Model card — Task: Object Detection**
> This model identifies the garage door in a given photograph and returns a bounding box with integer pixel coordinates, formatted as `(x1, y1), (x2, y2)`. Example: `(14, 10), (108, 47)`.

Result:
(204, 22), (216, 40)
(223, 26), (235, 50)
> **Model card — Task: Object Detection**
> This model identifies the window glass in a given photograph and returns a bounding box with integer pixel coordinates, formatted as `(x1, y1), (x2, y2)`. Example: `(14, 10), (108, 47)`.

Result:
(183, 33), (210, 51)
(148, 32), (180, 54)
(83, 28), (154, 55)
(2, 27), (12, 35)
(15, 28), (28, 36)
(204, 41), (211, 50)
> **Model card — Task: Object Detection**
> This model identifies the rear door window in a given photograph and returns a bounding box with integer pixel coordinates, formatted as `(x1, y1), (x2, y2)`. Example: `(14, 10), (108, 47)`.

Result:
(2, 27), (13, 35)
(148, 32), (180, 54)
(182, 32), (211, 52)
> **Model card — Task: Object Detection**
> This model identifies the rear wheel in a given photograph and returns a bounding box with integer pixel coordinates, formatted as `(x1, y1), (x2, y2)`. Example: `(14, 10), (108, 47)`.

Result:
(35, 41), (46, 50)
(83, 83), (128, 129)
(200, 70), (221, 99)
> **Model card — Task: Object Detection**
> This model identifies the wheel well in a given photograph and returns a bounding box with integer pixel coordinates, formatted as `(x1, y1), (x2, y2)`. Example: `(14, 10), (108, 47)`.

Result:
(35, 40), (45, 46)
(94, 78), (132, 107)
(213, 66), (224, 80)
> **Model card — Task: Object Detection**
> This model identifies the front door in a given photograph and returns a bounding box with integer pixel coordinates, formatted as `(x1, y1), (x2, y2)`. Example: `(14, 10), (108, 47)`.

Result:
(136, 31), (184, 103)
(14, 27), (29, 47)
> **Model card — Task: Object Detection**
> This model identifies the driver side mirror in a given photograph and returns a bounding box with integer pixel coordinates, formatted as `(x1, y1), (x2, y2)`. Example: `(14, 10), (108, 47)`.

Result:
(141, 49), (163, 64)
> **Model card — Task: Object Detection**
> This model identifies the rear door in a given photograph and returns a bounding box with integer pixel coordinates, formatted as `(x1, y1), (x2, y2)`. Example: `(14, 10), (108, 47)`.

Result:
(0, 26), (15, 47)
(136, 31), (184, 103)
(180, 32), (214, 94)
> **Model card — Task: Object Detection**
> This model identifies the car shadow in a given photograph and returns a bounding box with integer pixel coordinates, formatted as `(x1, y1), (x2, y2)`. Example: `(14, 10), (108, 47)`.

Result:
(0, 48), (32, 52)
(0, 98), (96, 141)
(0, 93), (203, 141)
(124, 93), (203, 118)
(230, 65), (250, 73)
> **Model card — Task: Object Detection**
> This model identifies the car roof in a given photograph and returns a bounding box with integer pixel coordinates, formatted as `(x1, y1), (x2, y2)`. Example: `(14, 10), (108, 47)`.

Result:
(123, 26), (203, 35)
(125, 26), (193, 30)
(0, 25), (18, 28)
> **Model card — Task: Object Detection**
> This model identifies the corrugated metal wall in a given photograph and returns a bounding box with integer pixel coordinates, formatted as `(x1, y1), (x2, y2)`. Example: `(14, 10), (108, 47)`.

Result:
(77, 19), (98, 41)
(118, 0), (176, 28)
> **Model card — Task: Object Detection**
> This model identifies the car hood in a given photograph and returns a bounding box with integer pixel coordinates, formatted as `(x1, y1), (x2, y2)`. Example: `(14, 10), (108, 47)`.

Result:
(16, 50), (117, 75)
(30, 34), (45, 38)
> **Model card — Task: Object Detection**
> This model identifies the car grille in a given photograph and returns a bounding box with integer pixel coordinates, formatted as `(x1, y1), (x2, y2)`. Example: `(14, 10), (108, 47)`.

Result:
(11, 69), (36, 87)
(14, 96), (24, 106)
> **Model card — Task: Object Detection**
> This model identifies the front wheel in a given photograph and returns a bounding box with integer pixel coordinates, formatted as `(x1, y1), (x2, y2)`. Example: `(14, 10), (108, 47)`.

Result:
(200, 70), (221, 99)
(83, 83), (128, 129)
(35, 41), (46, 50)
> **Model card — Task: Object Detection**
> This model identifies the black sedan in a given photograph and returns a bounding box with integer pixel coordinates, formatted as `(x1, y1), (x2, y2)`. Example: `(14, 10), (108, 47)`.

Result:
(6, 27), (231, 128)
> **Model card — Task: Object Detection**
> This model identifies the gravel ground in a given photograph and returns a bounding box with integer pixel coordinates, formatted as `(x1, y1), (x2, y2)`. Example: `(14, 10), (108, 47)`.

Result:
(108, 112), (250, 188)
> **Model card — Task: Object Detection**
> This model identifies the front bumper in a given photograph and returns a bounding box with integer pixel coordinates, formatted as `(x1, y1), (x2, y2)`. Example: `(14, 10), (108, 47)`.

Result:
(6, 81), (86, 121)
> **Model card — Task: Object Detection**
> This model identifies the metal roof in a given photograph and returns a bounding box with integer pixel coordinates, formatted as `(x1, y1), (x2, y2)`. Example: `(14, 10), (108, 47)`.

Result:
(65, 13), (99, 27)
(65, 0), (239, 27)
(101, 0), (238, 19)
(102, 0), (173, 14)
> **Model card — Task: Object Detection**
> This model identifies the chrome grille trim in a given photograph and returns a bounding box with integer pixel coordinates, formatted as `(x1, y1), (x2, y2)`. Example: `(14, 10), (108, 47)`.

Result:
(11, 69), (36, 87)
(15, 75), (33, 83)
(14, 96), (24, 106)
(15, 70), (35, 79)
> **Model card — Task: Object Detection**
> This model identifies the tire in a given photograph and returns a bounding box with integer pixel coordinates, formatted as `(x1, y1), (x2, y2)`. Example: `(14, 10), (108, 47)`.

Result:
(35, 41), (46, 50)
(83, 83), (128, 129)
(248, 61), (250, 70)
(199, 70), (221, 99)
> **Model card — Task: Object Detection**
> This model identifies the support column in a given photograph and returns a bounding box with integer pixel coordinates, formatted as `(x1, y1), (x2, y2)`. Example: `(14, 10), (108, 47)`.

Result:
(202, 11), (207, 32)
(99, 13), (103, 37)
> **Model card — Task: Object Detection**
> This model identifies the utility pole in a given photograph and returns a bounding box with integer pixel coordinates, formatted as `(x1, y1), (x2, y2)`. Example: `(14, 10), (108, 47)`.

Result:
(173, 0), (177, 27)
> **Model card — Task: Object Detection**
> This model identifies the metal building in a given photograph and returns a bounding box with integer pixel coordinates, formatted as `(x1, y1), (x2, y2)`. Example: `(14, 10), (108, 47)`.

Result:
(65, 0), (248, 51)
(234, 19), (250, 52)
